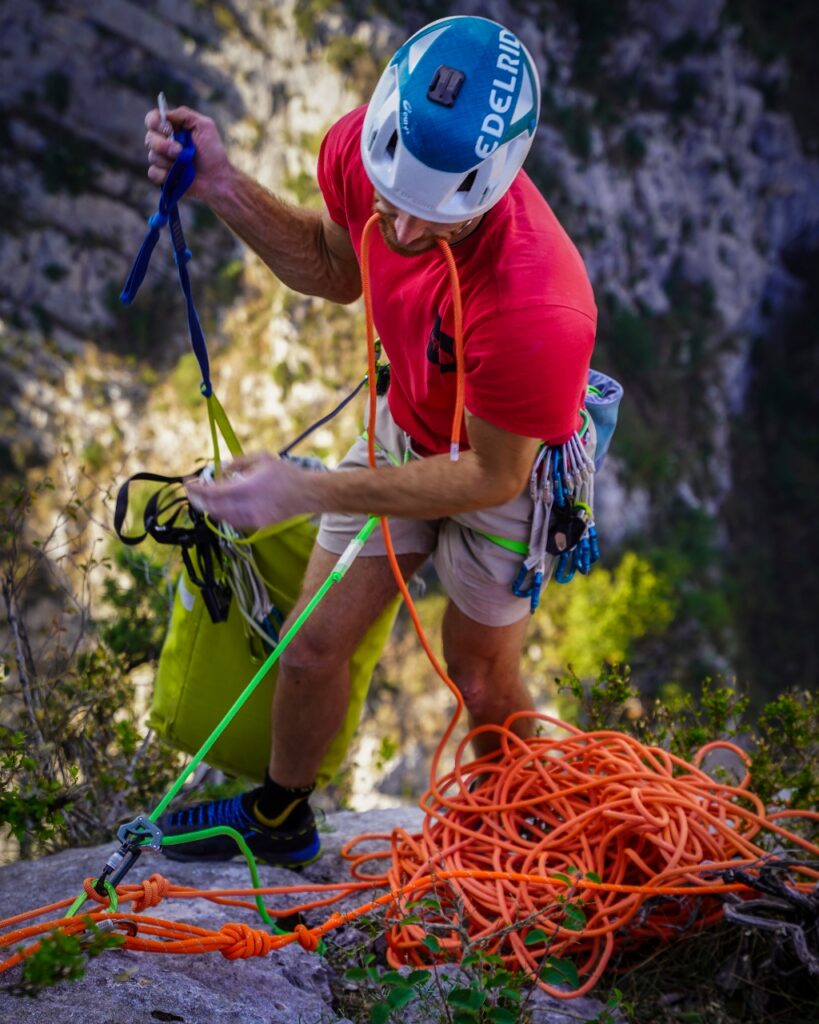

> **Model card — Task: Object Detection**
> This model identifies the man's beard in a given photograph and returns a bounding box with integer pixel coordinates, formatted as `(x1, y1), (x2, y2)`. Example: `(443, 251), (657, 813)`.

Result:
(377, 218), (438, 257)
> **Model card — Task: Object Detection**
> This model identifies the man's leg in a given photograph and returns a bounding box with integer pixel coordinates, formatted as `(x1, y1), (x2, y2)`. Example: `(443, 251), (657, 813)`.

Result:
(158, 541), (428, 863)
(270, 542), (429, 786)
(441, 600), (535, 756)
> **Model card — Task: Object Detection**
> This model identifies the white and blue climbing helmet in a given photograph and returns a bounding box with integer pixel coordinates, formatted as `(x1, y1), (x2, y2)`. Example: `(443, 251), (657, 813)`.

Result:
(361, 15), (541, 224)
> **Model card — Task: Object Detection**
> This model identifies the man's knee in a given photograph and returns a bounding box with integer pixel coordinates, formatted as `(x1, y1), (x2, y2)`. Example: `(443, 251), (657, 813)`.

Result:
(279, 625), (347, 677)
(446, 657), (495, 717)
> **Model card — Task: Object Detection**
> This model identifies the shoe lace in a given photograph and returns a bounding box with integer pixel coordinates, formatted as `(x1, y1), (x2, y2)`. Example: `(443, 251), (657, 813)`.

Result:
(170, 794), (254, 832)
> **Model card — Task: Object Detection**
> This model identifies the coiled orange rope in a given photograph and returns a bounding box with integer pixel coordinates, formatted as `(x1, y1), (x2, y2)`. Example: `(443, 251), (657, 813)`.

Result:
(2, 216), (817, 997)
(345, 718), (818, 995)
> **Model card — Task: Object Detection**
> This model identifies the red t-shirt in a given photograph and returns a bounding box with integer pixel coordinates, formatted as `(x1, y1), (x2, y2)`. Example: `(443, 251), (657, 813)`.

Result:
(317, 107), (596, 453)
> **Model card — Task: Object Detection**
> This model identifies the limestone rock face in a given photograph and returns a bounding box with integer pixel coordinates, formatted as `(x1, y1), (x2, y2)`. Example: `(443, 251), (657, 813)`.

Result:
(0, 808), (617, 1023)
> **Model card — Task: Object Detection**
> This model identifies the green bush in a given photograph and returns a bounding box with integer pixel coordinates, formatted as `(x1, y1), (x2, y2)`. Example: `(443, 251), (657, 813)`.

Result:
(0, 478), (180, 859)
(547, 551), (677, 677)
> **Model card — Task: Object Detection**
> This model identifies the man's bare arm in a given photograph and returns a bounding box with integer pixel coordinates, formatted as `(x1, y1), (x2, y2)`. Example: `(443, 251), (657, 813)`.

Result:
(209, 175), (361, 304)
(186, 412), (542, 529)
(145, 106), (361, 304)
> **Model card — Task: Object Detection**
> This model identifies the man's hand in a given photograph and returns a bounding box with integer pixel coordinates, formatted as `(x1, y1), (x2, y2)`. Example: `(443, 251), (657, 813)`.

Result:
(186, 455), (318, 531)
(144, 105), (234, 202)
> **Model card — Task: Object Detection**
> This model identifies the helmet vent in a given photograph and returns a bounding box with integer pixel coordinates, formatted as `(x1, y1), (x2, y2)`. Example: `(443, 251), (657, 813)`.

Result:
(427, 65), (465, 107)
(457, 169), (477, 193)
(386, 130), (398, 158)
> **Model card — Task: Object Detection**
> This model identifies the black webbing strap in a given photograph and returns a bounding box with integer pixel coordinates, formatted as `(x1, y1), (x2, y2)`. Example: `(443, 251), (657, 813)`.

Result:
(114, 470), (231, 622)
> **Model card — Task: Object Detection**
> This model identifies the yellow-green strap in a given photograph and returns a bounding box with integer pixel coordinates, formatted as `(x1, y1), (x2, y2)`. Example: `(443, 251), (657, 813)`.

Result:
(359, 428), (411, 468)
(473, 530), (529, 556)
(207, 391), (244, 469)
(202, 391), (314, 551)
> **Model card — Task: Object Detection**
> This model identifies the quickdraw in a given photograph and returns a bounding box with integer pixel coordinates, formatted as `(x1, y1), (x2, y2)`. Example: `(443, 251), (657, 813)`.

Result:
(512, 421), (598, 611)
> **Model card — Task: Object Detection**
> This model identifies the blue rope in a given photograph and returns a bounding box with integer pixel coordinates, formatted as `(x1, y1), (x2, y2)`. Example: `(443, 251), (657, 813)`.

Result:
(120, 130), (212, 398)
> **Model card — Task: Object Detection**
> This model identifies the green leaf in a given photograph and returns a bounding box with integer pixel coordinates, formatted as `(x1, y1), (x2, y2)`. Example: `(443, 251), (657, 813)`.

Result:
(398, 914), (421, 926)
(370, 1003), (391, 1024)
(485, 969), (514, 989)
(381, 969), (405, 985)
(563, 903), (586, 930)
(482, 953), (505, 967)
(406, 969), (432, 986)
(488, 1008), (518, 1024)
(447, 986), (486, 1011)
(422, 935), (441, 953)
(524, 927), (548, 947)
(540, 957), (580, 989)
(585, 871), (602, 884)
(452, 1013), (479, 1024)
(343, 967), (368, 981)
(499, 985), (522, 1004)
(387, 985), (417, 1010)
(553, 872), (571, 884)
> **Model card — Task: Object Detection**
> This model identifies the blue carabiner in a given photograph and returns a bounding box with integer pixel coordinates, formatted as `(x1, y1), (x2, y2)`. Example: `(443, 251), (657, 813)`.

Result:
(512, 563), (532, 598)
(589, 523), (600, 563)
(555, 550), (575, 584)
(553, 450), (566, 507)
(529, 570), (543, 613)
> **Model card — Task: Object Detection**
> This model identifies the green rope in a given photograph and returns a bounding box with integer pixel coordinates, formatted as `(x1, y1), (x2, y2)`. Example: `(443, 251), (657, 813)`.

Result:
(160, 827), (278, 931)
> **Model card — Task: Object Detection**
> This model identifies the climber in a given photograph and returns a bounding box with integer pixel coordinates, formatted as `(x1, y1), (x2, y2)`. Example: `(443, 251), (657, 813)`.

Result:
(142, 15), (597, 866)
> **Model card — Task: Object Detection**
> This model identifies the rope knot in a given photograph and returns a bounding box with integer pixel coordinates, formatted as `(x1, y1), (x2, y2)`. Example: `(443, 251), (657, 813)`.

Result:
(131, 873), (170, 913)
(149, 211), (169, 230)
(219, 922), (274, 960)
(294, 923), (320, 952)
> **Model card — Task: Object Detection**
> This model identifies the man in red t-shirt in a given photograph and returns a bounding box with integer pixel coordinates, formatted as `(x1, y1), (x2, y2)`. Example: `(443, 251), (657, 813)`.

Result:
(144, 15), (596, 865)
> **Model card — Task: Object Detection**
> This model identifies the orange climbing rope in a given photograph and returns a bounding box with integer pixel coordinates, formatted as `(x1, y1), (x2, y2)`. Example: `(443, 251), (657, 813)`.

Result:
(2, 216), (817, 997)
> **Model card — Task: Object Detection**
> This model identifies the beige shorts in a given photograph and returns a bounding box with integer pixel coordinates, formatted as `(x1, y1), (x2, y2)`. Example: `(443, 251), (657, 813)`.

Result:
(317, 397), (595, 627)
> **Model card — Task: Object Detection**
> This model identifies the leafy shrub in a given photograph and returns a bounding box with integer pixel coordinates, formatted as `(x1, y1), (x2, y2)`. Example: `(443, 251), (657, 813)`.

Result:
(547, 551), (677, 678)
(557, 666), (818, 827)
(0, 476), (180, 859)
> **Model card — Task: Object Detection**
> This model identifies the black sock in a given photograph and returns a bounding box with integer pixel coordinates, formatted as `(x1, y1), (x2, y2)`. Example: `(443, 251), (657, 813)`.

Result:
(242, 772), (314, 828)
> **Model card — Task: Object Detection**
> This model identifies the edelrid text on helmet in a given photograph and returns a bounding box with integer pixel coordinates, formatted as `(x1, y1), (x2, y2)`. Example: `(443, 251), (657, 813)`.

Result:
(361, 16), (541, 224)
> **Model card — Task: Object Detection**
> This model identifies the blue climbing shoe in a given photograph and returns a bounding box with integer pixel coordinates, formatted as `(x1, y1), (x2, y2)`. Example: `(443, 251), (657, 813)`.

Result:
(157, 792), (321, 867)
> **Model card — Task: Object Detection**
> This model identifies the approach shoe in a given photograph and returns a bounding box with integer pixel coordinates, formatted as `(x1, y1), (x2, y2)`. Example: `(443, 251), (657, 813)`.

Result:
(157, 792), (321, 867)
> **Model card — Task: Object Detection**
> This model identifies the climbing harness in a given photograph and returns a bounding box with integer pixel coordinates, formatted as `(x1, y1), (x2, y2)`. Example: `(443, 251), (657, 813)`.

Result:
(476, 370), (622, 612)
